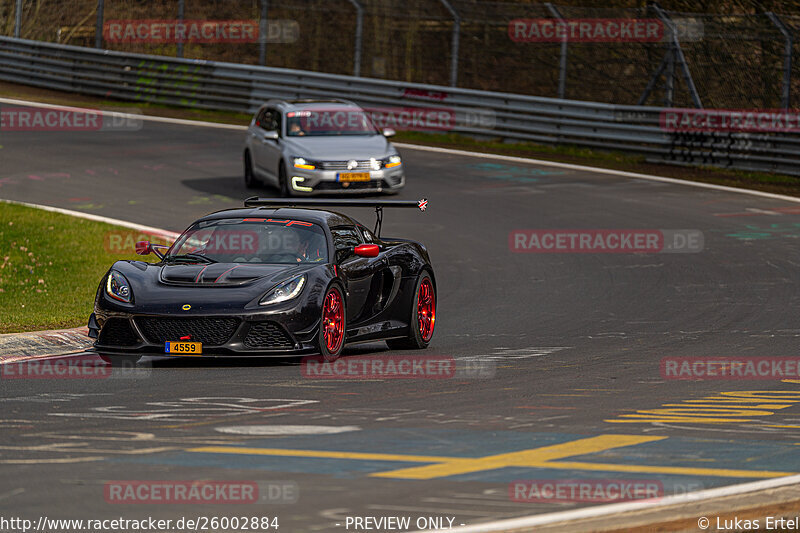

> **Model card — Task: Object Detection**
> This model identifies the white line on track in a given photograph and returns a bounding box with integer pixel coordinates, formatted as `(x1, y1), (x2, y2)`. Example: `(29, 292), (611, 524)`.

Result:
(0, 198), (180, 238)
(0, 97), (247, 130)
(393, 142), (800, 204)
(429, 473), (800, 532)
(4, 95), (800, 532)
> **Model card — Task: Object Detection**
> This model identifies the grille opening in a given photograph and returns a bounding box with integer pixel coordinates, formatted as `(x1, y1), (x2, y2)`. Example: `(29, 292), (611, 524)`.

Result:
(98, 318), (139, 346)
(136, 317), (240, 346)
(244, 321), (294, 349)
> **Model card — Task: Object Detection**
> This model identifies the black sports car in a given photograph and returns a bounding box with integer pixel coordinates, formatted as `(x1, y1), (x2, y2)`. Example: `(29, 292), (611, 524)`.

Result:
(88, 198), (435, 365)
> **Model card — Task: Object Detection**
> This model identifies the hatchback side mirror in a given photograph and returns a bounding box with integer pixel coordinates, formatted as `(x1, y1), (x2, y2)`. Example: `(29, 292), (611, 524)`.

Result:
(382, 128), (396, 138)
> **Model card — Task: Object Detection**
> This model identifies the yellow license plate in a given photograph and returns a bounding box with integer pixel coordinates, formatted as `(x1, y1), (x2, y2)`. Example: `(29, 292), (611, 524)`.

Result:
(338, 172), (371, 182)
(165, 341), (203, 355)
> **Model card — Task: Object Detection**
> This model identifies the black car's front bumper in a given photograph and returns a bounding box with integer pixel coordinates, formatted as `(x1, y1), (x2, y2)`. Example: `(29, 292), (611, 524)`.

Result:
(89, 312), (320, 357)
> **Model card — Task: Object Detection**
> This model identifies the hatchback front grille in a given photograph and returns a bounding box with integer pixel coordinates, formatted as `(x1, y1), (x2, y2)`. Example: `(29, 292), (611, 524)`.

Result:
(316, 180), (382, 191)
(136, 317), (240, 346)
(320, 160), (372, 171)
(98, 318), (139, 346)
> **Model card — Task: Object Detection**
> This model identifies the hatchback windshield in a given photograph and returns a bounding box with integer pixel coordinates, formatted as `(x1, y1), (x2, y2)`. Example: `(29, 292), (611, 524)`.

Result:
(286, 107), (378, 136)
(167, 218), (328, 264)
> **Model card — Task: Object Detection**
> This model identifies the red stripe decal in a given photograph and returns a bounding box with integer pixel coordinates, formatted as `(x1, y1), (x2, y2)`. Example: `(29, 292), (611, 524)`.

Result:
(214, 265), (240, 283)
(194, 265), (209, 283)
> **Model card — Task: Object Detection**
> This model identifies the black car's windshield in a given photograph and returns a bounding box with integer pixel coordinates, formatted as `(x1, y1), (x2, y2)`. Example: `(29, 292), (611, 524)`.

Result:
(166, 218), (328, 264)
(286, 107), (378, 137)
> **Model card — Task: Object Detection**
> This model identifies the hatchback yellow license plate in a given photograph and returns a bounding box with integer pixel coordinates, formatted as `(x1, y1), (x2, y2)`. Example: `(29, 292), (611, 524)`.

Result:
(338, 172), (371, 182)
(165, 341), (202, 355)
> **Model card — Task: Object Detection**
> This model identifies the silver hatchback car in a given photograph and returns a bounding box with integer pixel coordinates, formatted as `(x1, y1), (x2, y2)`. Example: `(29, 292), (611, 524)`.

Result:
(244, 99), (405, 196)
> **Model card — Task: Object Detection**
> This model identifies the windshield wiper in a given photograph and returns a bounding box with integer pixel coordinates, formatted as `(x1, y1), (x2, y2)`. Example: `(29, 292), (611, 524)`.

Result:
(164, 253), (218, 264)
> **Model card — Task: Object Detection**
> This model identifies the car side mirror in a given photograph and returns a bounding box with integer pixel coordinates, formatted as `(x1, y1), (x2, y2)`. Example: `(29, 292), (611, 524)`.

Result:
(263, 130), (279, 140)
(354, 244), (380, 258)
(135, 241), (152, 255)
(382, 128), (396, 138)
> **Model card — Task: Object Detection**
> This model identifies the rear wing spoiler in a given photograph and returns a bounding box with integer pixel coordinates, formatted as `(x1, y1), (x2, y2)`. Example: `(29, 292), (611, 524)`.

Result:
(243, 197), (428, 237)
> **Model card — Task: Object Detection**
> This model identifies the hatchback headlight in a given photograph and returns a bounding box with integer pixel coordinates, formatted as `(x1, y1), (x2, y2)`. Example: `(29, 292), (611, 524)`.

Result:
(106, 270), (132, 303)
(383, 155), (402, 168)
(260, 275), (306, 306)
(293, 157), (317, 170)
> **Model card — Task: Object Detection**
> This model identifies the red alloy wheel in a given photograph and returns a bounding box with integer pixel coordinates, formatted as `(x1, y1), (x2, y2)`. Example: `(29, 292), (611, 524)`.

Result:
(322, 287), (344, 353)
(417, 278), (435, 342)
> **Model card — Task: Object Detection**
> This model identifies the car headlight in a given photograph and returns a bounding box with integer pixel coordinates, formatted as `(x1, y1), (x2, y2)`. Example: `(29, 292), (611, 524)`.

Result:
(293, 157), (317, 170)
(106, 270), (133, 303)
(383, 155), (402, 169)
(260, 274), (306, 306)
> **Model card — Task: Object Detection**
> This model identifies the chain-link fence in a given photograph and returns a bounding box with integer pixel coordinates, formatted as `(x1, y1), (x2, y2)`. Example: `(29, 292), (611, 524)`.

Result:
(2, 0), (800, 108)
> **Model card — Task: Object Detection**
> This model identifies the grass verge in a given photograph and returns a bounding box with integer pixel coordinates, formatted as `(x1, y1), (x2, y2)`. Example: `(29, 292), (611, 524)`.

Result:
(0, 202), (158, 334)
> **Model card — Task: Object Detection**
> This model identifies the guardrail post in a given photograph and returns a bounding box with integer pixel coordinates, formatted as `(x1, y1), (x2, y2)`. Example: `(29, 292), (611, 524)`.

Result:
(14, 0), (22, 38)
(176, 0), (185, 58)
(438, 0), (460, 86)
(664, 42), (675, 107)
(766, 11), (792, 109)
(94, 0), (104, 48)
(651, 2), (701, 108)
(259, 0), (269, 65)
(346, 0), (363, 77)
(545, 3), (567, 99)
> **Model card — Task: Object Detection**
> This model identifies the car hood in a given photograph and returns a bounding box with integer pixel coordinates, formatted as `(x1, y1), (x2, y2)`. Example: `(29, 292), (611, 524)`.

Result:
(281, 135), (395, 160)
(100, 261), (332, 314)
(158, 262), (313, 286)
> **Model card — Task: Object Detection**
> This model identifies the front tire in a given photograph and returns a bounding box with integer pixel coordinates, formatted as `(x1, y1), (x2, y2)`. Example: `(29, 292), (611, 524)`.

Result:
(318, 284), (346, 362)
(387, 271), (436, 350)
(278, 162), (292, 197)
(244, 151), (258, 188)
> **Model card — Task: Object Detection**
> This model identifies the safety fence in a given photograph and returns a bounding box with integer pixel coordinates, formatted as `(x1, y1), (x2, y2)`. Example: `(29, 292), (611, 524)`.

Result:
(2, 36), (800, 177)
(3, 0), (800, 110)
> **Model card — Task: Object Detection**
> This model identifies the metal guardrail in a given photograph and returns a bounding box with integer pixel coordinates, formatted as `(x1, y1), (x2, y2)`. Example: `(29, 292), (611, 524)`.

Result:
(2, 36), (800, 177)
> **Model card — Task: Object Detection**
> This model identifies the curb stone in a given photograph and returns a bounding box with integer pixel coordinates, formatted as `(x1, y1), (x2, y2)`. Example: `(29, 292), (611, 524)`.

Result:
(0, 326), (93, 363)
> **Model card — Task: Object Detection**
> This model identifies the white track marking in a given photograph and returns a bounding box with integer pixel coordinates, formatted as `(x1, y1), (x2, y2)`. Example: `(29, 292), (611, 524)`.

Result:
(0, 198), (180, 237)
(417, 473), (800, 532)
(215, 425), (360, 435)
(0, 97), (246, 130)
(393, 143), (800, 204)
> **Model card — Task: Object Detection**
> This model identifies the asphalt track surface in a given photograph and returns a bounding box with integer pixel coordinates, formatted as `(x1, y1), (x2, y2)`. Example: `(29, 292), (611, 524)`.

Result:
(3, 104), (800, 532)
